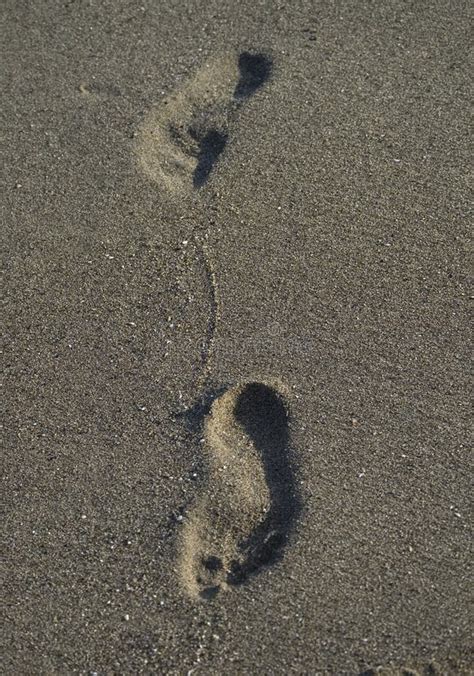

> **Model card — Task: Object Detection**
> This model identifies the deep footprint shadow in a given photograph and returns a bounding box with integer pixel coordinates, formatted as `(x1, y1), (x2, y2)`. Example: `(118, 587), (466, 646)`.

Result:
(226, 383), (300, 584)
(190, 52), (272, 188)
(192, 128), (229, 188)
(234, 52), (273, 100)
(136, 50), (273, 193)
(178, 381), (300, 598)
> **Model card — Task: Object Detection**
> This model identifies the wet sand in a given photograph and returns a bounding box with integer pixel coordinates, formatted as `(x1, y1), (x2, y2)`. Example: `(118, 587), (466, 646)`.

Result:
(2, 0), (471, 673)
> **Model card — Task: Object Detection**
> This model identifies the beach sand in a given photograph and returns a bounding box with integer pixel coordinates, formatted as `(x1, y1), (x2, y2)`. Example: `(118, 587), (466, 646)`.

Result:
(2, 0), (471, 673)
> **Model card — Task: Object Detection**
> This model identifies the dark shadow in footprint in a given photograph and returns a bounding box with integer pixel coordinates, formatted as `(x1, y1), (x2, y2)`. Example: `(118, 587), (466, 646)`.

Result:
(192, 52), (271, 187)
(192, 128), (228, 188)
(234, 52), (273, 100)
(227, 383), (300, 585)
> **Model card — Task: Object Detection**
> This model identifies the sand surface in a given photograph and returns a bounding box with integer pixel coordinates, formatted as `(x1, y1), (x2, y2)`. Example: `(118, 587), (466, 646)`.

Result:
(2, 1), (472, 673)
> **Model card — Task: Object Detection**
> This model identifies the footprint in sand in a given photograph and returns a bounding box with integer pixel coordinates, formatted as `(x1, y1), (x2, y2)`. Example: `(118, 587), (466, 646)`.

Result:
(179, 382), (300, 599)
(135, 51), (272, 192)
